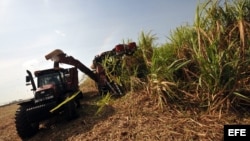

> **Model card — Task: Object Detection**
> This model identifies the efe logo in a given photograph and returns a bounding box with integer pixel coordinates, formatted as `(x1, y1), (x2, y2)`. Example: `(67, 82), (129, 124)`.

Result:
(228, 129), (246, 136)
(224, 125), (250, 141)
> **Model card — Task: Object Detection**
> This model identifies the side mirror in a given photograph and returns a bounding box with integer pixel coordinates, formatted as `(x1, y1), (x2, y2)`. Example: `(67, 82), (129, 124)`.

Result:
(26, 76), (31, 82)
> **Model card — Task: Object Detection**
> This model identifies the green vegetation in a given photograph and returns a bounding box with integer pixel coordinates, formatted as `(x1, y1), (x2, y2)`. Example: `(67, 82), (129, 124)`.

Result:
(81, 0), (250, 114)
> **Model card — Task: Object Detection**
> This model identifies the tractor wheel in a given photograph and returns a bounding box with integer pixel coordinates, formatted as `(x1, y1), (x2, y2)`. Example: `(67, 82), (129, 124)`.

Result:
(15, 105), (39, 139)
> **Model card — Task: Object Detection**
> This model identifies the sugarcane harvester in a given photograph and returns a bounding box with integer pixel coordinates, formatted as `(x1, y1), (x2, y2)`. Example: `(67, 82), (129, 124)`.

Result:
(15, 49), (98, 139)
(15, 42), (137, 139)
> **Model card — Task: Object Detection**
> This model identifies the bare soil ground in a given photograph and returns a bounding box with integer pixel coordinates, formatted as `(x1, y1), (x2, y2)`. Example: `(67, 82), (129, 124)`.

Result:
(1, 90), (250, 141)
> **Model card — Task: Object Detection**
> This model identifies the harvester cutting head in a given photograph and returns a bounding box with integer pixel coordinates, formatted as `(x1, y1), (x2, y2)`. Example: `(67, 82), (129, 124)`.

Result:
(45, 49), (66, 62)
(115, 42), (137, 56)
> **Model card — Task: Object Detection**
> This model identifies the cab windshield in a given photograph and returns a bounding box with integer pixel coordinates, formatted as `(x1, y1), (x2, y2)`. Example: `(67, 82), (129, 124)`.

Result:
(37, 72), (62, 87)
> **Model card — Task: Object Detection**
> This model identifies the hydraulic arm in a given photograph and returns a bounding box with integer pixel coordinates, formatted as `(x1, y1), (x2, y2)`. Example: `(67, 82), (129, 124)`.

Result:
(45, 49), (97, 82)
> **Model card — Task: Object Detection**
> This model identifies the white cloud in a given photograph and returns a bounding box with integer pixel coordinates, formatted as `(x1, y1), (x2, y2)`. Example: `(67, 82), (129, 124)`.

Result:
(55, 30), (66, 37)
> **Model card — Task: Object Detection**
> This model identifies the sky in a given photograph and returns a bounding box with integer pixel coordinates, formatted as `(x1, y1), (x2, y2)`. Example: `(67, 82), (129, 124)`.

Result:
(0, 0), (198, 105)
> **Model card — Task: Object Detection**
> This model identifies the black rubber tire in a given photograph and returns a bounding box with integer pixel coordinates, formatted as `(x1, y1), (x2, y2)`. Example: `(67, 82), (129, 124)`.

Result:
(15, 105), (39, 139)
